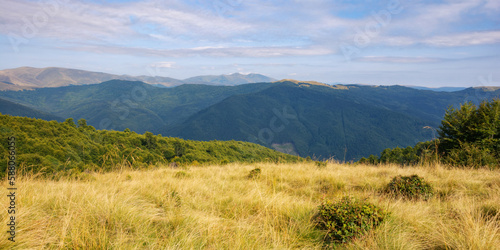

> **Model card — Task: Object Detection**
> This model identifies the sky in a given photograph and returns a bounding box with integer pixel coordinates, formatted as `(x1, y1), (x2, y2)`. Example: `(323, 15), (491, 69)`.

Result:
(0, 0), (499, 87)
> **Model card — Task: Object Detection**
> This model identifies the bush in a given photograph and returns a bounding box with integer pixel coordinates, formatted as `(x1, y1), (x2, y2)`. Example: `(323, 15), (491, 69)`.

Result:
(247, 168), (261, 179)
(174, 171), (189, 178)
(443, 142), (498, 169)
(384, 175), (433, 200)
(313, 196), (387, 244)
(315, 161), (327, 168)
(359, 154), (379, 165)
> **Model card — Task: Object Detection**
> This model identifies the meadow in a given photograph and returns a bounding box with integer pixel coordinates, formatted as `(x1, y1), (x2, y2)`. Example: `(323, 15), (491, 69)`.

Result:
(1, 162), (499, 249)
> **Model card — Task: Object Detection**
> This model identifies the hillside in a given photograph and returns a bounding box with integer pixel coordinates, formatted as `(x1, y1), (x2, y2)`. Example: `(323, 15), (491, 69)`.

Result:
(0, 80), (276, 133)
(1, 80), (499, 161)
(165, 82), (430, 160)
(0, 114), (301, 178)
(2, 162), (498, 248)
(0, 98), (63, 122)
(0, 67), (275, 90)
(165, 81), (500, 161)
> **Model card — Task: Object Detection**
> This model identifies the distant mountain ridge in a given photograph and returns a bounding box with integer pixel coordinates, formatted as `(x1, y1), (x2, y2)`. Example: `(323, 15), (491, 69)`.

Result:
(2, 79), (499, 161)
(0, 79), (276, 133)
(408, 86), (467, 92)
(0, 67), (276, 90)
(184, 73), (276, 86)
(165, 81), (499, 160)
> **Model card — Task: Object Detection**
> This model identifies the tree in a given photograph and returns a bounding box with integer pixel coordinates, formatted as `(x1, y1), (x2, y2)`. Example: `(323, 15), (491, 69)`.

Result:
(142, 131), (157, 150)
(438, 99), (499, 167)
(368, 154), (379, 165)
(64, 118), (76, 128)
(438, 102), (476, 153)
(77, 118), (87, 128)
(438, 100), (499, 152)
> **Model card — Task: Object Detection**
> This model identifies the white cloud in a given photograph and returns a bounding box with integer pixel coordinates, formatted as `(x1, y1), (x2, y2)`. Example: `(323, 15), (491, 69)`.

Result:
(150, 61), (176, 68)
(0, 0), (253, 44)
(68, 44), (335, 57)
(423, 31), (500, 47)
(357, 56), (442, 63)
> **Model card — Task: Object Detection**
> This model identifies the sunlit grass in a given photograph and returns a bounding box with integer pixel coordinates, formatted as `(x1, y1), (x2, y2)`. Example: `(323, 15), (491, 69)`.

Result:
(1, 162), (499, 249)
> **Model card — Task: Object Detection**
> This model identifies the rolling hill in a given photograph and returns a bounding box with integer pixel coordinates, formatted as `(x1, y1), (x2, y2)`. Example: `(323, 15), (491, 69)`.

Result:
(1, 79), (499, 160)
(0, 80), (277, 133)
(164, 81), (500, 160)
(0, 97), (63, 122)
(0, 114), (301, 178)
(0, 67), (275, 90)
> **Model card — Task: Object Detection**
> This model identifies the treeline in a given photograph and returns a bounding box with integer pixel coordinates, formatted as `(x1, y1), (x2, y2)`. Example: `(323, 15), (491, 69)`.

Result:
(0, 114), (303, 178)
(359, 99), (500, 168)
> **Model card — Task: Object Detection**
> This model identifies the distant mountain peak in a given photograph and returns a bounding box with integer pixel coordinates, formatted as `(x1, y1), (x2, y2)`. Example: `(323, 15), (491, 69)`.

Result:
(183, 72), (276, 86)
(0, 67), (277, 90)
(276, 79), (349, 90)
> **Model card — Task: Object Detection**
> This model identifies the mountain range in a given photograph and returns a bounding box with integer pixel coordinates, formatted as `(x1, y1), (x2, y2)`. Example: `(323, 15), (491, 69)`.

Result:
(1, 77), (499, 161)
(0, 67), (275, 90)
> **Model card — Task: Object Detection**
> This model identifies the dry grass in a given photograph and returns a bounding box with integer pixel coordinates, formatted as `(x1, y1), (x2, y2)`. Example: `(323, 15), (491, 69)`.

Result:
(1, 162), (499, 249)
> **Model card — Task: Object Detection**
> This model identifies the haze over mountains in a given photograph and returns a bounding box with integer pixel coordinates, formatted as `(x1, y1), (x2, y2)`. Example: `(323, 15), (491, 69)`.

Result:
(1, 72), (499, 161)
(0, 67), (276, 90)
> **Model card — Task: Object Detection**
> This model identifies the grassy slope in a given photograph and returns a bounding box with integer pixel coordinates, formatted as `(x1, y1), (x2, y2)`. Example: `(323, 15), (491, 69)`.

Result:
(2, 162), (498, 249)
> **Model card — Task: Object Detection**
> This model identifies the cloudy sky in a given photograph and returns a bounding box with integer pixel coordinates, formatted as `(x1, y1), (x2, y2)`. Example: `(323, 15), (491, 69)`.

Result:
(1, 0), (499, 87)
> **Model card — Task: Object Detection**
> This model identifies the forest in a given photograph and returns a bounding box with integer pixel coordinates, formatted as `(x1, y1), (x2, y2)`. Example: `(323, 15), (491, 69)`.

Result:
(0, 114), (302, 179)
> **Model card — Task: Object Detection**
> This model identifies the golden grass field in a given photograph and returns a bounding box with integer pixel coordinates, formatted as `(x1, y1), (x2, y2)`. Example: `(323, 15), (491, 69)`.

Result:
(1, 162), (499, 249)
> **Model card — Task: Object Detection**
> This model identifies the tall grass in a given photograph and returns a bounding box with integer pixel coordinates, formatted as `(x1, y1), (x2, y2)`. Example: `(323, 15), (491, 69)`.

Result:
(1, 162), (499, 249)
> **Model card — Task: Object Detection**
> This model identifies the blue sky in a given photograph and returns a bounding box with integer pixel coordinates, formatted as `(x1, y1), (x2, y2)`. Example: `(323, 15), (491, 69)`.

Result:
(1, 0), (499, 87)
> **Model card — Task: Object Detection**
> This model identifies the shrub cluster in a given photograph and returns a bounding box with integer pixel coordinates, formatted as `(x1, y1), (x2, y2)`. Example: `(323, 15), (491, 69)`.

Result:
(358, 99), (499, 169)
(315, 161), (327, 168)
(314, 196), (387, 244)
(247, 168), (261, 179)
(384, 175), (433, 200)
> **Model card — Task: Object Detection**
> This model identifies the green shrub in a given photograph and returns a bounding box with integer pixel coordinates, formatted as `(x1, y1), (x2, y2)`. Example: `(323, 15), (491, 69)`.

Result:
(247, 168), (261, 179)
(443, 142), (498, 168)
(313, 196), (387, 244)
(174, 171), (189, 178)
(384, 175), (433, 200)
(359, 155), (379, 165)
(315, 161), (327, 168)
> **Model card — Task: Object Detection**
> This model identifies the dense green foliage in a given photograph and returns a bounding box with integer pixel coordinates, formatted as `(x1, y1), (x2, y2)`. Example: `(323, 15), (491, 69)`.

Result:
(438, 100), (500, 168)
(314, 196), (387, 244)
(384, 175), (434, 200)
(2, 80), (499, 161)
(359, 141), (437, 166)
(0, 80), (274, 133)
(0, 97), (63, 121)
(0, 114), (302, 178)
(166, 82), (445, 161)
(360, 99), (499, 168)
(166, 83), (500, 161)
